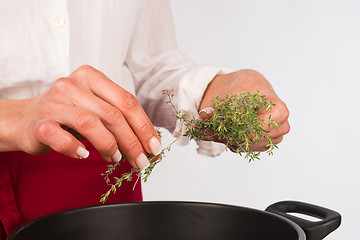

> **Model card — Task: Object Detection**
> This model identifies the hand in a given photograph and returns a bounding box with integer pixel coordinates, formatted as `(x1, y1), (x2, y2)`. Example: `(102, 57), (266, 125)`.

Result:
(0, 65), (162, 169)
(198, 69), (290, 152)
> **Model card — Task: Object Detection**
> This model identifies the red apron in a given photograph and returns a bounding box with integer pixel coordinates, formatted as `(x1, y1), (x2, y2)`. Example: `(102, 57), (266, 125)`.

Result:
(0, 140), (142, 240)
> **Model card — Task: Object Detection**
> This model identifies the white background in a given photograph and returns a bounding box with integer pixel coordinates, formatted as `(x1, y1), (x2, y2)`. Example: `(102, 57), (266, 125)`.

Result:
(143, 0), (360, 239)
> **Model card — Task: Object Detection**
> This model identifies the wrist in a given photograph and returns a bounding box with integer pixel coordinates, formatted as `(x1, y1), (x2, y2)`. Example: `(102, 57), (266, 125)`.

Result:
(0, 99), (25, 152)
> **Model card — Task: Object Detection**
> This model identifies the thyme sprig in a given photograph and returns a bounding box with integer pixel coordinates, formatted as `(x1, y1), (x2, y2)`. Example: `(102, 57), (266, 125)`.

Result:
(174, 90), (280, 161)
(100, 167), (138, 204)
(99, 131), (180, 204)
(100, 90), (279, 203)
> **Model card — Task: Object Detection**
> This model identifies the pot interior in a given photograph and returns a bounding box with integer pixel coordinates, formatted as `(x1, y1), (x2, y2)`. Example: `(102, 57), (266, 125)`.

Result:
(9, 202), (305, 240)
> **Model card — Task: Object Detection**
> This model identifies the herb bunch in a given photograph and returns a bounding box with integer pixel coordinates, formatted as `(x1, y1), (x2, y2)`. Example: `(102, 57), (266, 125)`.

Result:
(100, 90), (279, 203)
(172, 90), (280, 161)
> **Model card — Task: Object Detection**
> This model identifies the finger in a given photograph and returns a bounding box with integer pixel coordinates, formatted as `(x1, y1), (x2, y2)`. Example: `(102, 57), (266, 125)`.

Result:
(48, 101), (121, 163)
(35, 120), (89, 159)
(250, 147), (270, 152)
(227, 134), (284, 153)
(259, 98), (290, 128)
(248, 136), (284, 150)
(67, 85), (156, 169)
(227, 146), (270, 153)
(70, 66), (162, 158)
(61, 126), (86, 141)
(260, 119), (290, 141)
(198, 107), (215, 120)
(228, 144), (271, 153)
(269, 120), (290, 138)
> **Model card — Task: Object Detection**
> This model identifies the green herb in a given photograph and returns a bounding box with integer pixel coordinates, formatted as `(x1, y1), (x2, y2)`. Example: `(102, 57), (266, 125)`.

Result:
(100, 90), (279, 203)
(100, 128), (178, 204)
(173, 90), (280, 161)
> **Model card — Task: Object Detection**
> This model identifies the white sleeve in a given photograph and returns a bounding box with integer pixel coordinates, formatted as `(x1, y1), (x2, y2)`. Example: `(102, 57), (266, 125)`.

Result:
(125, 0), (232, 156)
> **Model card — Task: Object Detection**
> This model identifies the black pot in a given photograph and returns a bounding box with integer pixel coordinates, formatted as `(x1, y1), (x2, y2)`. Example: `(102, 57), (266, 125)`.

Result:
(7, 201), (341, 240)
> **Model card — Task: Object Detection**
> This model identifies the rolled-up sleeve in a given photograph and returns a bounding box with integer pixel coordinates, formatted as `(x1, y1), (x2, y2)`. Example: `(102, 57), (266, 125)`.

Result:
(125, 0), (232, 156)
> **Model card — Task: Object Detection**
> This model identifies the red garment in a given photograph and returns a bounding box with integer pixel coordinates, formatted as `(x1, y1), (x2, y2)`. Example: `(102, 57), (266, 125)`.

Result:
(0, 141), (142, 240)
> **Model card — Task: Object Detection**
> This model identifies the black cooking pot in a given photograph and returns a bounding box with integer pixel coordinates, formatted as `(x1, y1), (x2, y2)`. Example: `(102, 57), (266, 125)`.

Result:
(7, 201), (341, 240)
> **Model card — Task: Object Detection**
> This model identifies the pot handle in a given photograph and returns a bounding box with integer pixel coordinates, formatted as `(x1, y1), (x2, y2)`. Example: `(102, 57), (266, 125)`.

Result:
(265, 201), (341, 240)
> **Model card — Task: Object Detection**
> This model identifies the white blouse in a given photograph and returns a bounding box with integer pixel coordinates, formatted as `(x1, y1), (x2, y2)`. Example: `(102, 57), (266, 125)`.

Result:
(0, 0), (229, 156)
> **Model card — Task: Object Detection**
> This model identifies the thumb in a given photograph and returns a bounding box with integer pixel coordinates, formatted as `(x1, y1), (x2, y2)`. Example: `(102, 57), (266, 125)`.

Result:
(198, 107), (215, 120)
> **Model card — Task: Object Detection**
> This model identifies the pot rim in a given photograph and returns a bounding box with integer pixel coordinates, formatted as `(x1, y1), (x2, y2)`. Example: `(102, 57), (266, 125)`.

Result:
(7, 201), (307, 240)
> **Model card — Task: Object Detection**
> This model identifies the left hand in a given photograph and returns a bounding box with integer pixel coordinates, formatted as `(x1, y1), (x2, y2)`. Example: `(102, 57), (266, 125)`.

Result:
(198, 69), (290, 152)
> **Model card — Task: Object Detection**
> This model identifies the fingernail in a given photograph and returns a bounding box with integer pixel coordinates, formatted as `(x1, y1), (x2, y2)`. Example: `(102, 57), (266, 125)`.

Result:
(199, 107), (215, 115)
(149, 136), (162, 155)
(112, 149), (122, 162)
(76, 146), (89, 159)
(136, 153), (150, 170)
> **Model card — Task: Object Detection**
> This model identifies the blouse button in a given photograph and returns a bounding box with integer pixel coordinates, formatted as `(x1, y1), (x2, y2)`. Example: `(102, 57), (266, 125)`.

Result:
(52, 17), (66, 28)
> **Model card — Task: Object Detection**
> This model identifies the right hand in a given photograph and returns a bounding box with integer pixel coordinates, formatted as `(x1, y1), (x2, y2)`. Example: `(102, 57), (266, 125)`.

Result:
(1, 65), (162, 169)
